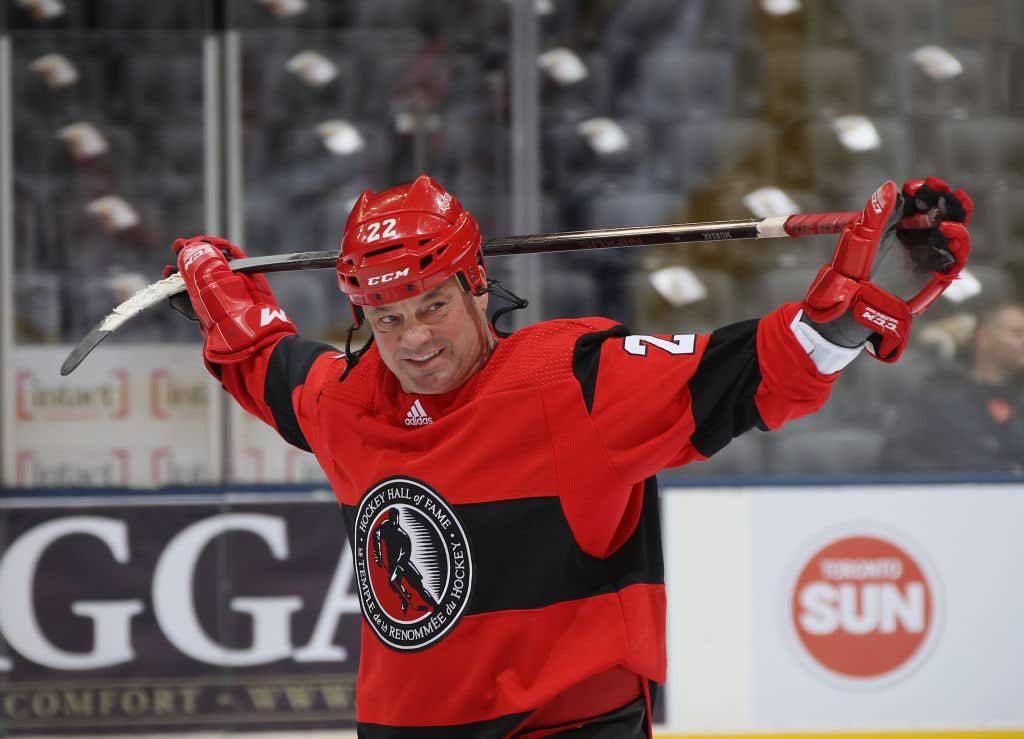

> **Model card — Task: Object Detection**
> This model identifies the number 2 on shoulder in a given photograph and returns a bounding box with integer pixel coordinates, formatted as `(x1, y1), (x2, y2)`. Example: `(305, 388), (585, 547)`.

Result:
(623, 334), (696, 357)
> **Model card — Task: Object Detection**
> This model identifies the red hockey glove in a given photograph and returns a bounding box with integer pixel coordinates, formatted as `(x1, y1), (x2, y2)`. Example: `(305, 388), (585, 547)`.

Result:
(801, 178), (971, 363)
(168, 235), (296, 364)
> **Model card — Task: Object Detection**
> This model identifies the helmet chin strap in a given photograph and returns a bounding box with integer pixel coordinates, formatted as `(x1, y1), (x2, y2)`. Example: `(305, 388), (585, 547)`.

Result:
(486, 279), (529, 338)
(341, 319), (374, 380)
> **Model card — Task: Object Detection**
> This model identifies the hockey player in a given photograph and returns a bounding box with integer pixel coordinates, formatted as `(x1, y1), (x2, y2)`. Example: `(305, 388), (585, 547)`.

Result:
(169, 174), (970, 737)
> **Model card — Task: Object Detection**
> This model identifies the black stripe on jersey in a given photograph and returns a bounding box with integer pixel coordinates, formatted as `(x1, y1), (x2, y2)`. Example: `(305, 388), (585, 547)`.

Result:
(356, 711), (529, 739)
(572, 325), (631, 413)
(263, 335), (335, 451)
(341, 477), (663, 618)
(688, 318), (765, 458)
(462, 476), (663, 614)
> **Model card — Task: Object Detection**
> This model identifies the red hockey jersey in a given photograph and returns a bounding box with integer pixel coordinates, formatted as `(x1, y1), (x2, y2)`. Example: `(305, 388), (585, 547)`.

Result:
(213, 302), (837, 736)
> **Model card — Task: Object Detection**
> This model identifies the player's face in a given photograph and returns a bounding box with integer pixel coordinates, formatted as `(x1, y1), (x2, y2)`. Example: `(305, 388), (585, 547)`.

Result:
(364, 276), (493, 395)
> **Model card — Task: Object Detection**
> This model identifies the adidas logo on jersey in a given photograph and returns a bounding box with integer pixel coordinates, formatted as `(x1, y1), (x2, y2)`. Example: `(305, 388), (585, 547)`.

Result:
(405, 399), (433, 426)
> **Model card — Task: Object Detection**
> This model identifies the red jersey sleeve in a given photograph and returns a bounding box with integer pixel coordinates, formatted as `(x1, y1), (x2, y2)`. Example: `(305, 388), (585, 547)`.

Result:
(209, 334), (341, 453)
(583, 302), (840, 483)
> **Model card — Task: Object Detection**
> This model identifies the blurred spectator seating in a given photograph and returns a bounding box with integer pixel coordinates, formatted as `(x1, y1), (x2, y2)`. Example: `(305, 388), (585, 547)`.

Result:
(945, 0), (1024, 44)
(746, 265), (820, 315)
(901, 46), (997, 117)
(666, 118), (776, 192)
(540, 52), (613, 124)
(246, 118), (395, 202)
(14, 123), (74, 182)
(876, 302), (1024, 475)
(14, 271), (62, 343)
(835, 0), (946, 50)
(771, 427), (886, 475)
(145, 124), (204, 180)
(677, 430), (769, 478)
(1009, 44), (1024, 113)
(631, 265), (740, 338)
(579, 188), (683, 230)
(597, 0), (690, 57)
(260, 270), (335, 339)
(836, 345), (943, 427)
(544, 118), (657, 195)
(959, 264), (1018, 312)
(228, 0), (329, 28)
(536, 257), (600, 321)
(937, 117), (1024, 186)
(799, 118), (912, 197)
(12, 42), (108, 122)
(685, 0), (759, 49)
(423, 114), (509, 198)
(631, 46), (735, 121)
(452, 192), (513, 239)
(762, 48), (866, 119)
(123, 52), (203, 120)
(94, 0), (208, 28)
(7, 1), (88, 28)
(245, 47), (359, 122)
(995, 188), (1024, 266)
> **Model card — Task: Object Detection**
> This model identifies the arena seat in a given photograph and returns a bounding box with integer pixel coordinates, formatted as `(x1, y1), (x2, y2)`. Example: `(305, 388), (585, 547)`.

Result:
(771, 427), (886, 475)
(633, 47), (735, 120)
(938, 117), (1024, 186)
(761, 48), (866, 119)
(677, 430), (769, 477)
(668, 118), (776, 191)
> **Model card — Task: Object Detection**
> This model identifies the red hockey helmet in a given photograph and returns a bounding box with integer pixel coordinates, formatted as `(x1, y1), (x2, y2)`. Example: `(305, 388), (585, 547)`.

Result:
(337, 175), (485, 324)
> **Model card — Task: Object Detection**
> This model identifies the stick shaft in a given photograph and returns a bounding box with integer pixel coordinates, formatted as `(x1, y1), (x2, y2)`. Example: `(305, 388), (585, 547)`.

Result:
(59, 210), (861, 376)
(229, 211), (862, 275)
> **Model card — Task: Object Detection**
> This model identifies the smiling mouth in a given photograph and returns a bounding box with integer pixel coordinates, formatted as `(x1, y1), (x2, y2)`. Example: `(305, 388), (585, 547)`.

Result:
(405, 348), (443, 364)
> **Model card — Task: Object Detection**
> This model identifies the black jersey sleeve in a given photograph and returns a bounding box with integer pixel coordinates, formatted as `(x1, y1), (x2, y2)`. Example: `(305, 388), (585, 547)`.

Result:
(262, 335), (337, 451)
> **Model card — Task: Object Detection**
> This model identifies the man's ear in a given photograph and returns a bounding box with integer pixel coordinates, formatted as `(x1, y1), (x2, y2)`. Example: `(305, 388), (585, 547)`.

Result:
(474, 289), (489, 314)
(473, 266), (488, 312)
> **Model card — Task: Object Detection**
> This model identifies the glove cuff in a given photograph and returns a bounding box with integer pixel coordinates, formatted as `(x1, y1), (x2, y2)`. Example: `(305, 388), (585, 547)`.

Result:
(790, 310), (864, 374)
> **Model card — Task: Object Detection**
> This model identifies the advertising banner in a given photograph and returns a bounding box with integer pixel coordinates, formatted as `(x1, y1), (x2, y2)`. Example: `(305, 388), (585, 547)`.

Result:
(0, 494), (360, 735)
(9, 346), (218, 487)
(8, 345), (331, 487)
(661, 481), (1024, 735)
(232, 406), (329, 485)
(750, 483), (1024, 729)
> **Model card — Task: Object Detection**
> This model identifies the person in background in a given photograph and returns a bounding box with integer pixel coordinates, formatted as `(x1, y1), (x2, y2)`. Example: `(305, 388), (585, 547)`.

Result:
(881, 302), (1024, 474)
(168, 174), (970, 737)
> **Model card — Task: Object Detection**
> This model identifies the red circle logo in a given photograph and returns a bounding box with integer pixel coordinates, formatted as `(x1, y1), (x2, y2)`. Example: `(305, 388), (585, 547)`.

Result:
(791, 534), (935, 680)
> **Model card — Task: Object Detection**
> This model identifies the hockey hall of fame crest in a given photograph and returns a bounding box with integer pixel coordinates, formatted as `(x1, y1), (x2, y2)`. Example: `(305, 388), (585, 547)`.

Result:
(353, 476), (473, 651)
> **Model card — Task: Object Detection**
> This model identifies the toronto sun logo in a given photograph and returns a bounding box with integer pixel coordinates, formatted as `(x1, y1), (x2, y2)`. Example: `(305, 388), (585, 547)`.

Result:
(352, 477), (472, 651)
(789, 531), (940, 687)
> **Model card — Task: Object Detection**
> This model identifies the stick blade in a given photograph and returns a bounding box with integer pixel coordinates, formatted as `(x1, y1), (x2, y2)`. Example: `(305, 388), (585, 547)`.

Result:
(60, 326), (112, 376)
(59, 272), (188, 375)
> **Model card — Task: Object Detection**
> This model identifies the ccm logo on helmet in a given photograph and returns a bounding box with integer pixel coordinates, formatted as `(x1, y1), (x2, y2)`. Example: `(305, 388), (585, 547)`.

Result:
(367, 268), (410, 286)
(861, 306), (899, 332)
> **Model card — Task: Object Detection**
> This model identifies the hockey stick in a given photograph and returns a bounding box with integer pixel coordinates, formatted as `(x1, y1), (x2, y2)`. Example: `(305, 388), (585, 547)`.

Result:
(60, 210), (864, 376)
